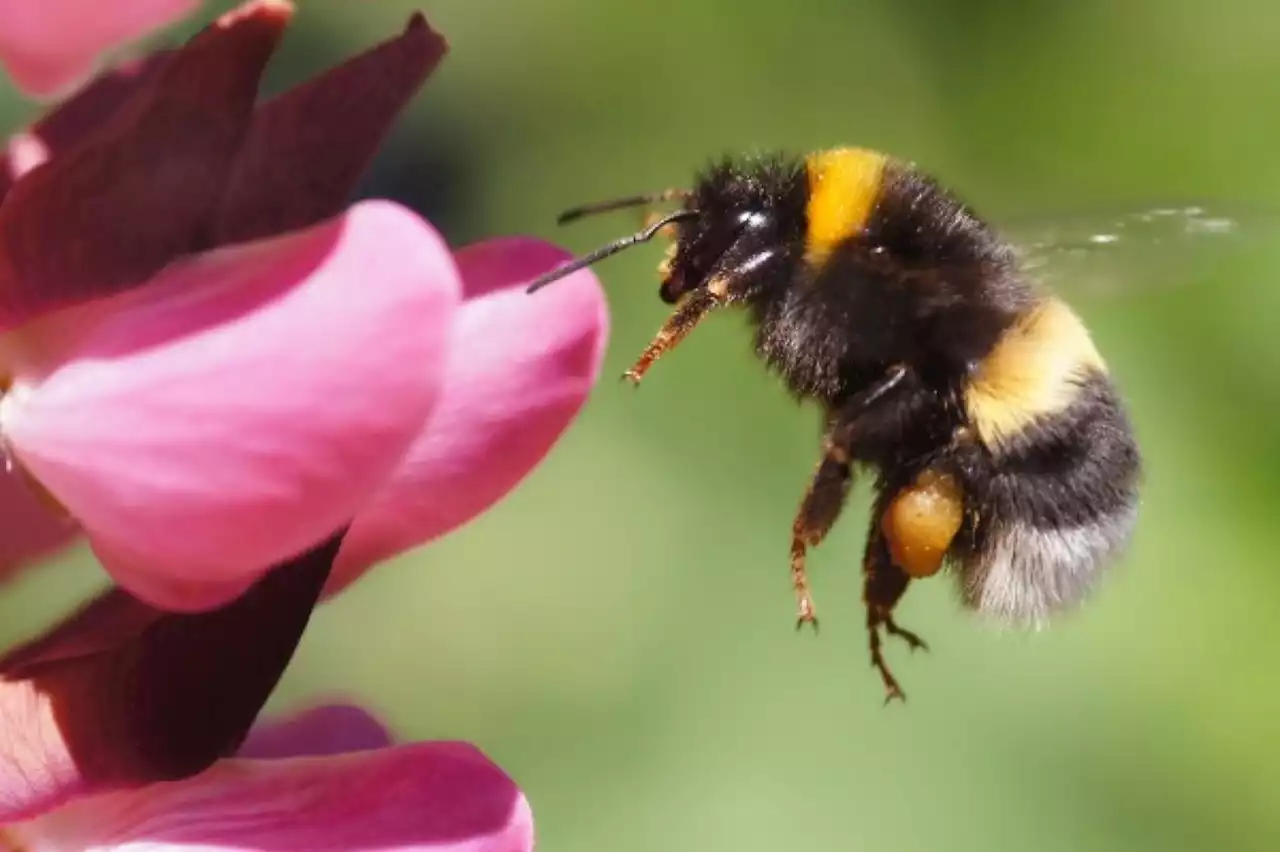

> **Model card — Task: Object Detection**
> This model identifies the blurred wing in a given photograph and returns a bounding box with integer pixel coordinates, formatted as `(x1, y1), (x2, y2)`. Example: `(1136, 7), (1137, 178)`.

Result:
(995, 204), (1277, 297)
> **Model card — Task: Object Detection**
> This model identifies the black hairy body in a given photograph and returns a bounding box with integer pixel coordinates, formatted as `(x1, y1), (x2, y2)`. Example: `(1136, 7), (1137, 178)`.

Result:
(529, 146), (1142, 702)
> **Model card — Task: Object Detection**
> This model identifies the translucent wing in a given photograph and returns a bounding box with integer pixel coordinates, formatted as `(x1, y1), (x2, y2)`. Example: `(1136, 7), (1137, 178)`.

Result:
(994, 203), (1277, 297)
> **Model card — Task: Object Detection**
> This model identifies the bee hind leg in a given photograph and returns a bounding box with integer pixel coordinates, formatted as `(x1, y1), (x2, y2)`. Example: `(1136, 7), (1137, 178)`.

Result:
(883, 616), (928, 652)
(863, 466), (965, 702)
(863, 532), (923, 703)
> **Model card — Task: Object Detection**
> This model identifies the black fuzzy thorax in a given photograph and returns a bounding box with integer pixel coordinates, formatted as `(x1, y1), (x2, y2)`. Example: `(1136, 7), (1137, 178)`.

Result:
(730, 159), (1031, 474)
(749, 159), (1031, 403)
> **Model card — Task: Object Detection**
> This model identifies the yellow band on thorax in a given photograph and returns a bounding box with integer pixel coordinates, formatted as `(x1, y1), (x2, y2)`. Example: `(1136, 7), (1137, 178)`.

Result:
(804, 147), (888, 265)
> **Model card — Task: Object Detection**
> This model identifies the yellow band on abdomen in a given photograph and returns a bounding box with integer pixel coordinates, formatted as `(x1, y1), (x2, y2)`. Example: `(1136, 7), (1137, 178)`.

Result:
(964, 298), (1107, 450)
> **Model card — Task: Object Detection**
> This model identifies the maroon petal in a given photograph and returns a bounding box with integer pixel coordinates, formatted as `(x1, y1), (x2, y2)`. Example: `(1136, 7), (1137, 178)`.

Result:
(0, 52), (173, 202)
(211, 12), (447, 247)
(0, 468), (79, 582)
(0, 0), (292, 329)
(0, 528), (341, 822)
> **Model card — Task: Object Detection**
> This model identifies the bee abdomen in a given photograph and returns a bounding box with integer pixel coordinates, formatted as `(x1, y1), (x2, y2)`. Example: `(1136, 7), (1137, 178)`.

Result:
(959, 501), (1139, 627)
(957, 364), (1142, 627)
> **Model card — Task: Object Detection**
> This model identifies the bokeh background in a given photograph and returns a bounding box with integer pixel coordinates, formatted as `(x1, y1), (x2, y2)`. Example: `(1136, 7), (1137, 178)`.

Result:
(3, 1), (1280, 849)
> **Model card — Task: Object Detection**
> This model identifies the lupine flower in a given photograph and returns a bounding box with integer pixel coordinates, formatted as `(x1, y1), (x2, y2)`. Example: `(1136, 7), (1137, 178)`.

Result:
(0, 0), (607, 841)
(0, 0), (607, 611)
(1, 700), (532, 851)
(0, 0), (200, 96)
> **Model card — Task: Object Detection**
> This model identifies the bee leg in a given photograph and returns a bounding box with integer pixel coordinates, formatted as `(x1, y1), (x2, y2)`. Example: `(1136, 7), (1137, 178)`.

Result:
(789, 365), (911, 632)
(863, 464), (965, 702)
(623, 287), (721, 384)
(883, 616), (928, 651)
(790, 448), (853, 632)
(628, 233), (795, 385)
(863, 530), (920, 703)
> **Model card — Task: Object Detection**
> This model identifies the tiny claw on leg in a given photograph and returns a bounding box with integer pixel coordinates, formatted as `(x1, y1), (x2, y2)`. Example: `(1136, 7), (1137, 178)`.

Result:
(622, 349), (660, 386)
(795, 596), (820, 634)
(622, 288), (719, 386)
(790, 539), (820, 634)
(885, 616), (928, 653)
(872, 641), (907, 703)
(868, 620), (909, 703)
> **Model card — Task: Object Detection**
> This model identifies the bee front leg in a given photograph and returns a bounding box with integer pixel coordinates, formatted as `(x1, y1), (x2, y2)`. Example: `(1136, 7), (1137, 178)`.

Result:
(623, 287), (721, 384)
(627, 234), (785, 385)
(789, 364), (909, 632)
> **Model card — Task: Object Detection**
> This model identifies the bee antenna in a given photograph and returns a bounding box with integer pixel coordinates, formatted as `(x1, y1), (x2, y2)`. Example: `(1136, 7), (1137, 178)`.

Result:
(526, 209), (699, 295)
(556, 189), (690, 225)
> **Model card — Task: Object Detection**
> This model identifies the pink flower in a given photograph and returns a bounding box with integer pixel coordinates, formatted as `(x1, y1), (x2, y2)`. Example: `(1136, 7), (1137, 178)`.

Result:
(0, 0), (200, 96)
(0, 1), (608, 610)
(0, 0), (605, 833)
(2, 700), (532, 851)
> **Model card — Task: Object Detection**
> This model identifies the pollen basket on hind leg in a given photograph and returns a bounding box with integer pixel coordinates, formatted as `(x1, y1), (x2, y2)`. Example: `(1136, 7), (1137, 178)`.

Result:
(882, 468), (964, 579)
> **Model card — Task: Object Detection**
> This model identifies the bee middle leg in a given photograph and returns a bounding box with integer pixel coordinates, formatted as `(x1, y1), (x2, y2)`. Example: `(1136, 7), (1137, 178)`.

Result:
(788, 364), (910, 631)
(790, 443), (854, 631)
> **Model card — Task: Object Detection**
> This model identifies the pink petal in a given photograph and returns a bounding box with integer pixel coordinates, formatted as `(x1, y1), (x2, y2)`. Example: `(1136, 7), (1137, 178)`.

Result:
(0, 0), (198, 96)
(0, 532), (341, 823)
(12, 742), (533, 852)
(329, 237), (608, 593)
(0, 201), (458, 610)
(238, 702), (394, 760)
(0, 468), (79, 582)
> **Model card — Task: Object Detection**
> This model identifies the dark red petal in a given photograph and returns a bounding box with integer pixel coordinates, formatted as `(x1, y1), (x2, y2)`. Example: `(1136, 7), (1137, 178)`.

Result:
(0, 529), (341, 821)
(0, 52), (173, 202)
(0, 1), (291, 329)
(211, 13), (447, 247)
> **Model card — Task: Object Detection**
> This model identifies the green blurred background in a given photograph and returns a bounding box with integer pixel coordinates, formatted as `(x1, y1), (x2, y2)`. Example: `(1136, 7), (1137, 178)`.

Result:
(5, 1), (1280, 849)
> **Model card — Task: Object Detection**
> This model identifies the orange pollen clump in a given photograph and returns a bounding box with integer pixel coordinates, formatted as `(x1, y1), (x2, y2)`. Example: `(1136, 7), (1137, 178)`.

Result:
(882, 469), (965, 579)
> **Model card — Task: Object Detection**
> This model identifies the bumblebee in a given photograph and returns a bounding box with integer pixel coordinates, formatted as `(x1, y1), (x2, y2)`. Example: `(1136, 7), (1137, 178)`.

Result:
(526, 147), (1142, 702)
